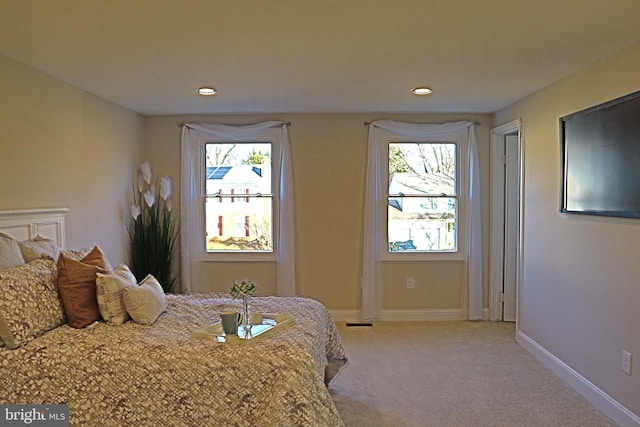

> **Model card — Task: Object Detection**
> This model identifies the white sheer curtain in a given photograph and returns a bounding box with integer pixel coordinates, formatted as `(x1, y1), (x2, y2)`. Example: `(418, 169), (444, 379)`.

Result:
(363, 120), (483, 321)
(180, 121), (296, 296)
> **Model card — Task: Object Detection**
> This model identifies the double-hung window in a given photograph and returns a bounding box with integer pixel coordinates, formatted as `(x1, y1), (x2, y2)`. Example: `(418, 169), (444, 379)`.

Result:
(387, 142), (459, 253)
(376, 130), (468, 262)
(204, 142), (274, 253)
(181, 121), (295, 295)
(363, 120), (478, 321)
(181, 123), (289, 267)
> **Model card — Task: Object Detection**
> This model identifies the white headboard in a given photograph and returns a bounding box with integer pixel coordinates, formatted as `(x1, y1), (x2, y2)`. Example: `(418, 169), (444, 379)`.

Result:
(0, 208), (69, 248)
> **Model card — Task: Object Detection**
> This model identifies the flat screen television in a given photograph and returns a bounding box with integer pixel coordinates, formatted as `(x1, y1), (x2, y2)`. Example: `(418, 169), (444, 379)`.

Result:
(561, 90), (640, 218)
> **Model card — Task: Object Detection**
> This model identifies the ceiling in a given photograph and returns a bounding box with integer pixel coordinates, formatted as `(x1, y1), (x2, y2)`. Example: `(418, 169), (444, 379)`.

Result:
(1, 0), (640, 116)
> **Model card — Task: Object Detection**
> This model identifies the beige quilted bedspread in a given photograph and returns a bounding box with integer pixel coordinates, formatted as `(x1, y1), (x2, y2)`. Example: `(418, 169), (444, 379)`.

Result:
(0, 294), (348, 426)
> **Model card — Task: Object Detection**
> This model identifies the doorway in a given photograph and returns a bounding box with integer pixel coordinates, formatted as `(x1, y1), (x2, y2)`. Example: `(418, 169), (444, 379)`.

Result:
(489, 120), (522, 323)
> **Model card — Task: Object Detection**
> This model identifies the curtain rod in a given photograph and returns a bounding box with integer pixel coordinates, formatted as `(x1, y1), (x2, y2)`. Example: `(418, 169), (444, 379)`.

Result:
(178, 122), (291, 128)
(177, 120), (481, 127)
(364, 120), (481, 126)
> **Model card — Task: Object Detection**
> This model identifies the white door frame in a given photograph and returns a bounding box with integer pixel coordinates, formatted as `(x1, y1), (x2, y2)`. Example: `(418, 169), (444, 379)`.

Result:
(489, 119), (523, 324)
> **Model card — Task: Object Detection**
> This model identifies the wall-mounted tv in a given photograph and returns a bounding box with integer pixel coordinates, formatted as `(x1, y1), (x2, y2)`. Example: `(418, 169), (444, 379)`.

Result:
(561, 90), (640, 218)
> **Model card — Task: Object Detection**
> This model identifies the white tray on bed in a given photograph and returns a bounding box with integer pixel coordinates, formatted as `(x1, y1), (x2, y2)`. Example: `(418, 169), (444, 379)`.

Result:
(193, 313), (293, 343)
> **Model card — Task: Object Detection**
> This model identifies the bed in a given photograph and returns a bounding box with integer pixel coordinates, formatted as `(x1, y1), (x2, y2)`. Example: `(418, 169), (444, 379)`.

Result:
(0, 208), (348, 426)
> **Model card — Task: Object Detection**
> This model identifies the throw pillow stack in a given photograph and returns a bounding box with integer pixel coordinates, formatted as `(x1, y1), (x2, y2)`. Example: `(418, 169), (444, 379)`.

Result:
(0, 234), (168, 350)
(97, 265), (166, 326)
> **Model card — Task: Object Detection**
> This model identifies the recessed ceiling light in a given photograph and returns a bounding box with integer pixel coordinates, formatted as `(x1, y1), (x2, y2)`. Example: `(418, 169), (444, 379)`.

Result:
(197, 87), (217, 96)
(411, 87), (433, 95)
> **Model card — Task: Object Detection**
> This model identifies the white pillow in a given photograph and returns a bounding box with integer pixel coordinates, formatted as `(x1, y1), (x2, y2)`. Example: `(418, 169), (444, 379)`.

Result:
(123, 274), (166, 325)
(0, 233), (25, 269)
(96, 264), (138, 325)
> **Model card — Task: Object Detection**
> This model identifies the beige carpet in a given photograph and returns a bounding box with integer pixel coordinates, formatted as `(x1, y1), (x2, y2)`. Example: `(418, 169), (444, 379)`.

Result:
(329, 321), (617, 427)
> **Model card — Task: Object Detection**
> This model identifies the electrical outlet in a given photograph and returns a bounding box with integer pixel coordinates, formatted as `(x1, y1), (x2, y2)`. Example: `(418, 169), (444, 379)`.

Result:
(622, 350), (632, 375)
(406, 277), (415, 290)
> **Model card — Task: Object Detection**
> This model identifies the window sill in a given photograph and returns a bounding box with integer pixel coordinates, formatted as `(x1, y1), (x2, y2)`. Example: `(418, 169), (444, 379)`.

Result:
(198, 252), (277, 262)
(380, 252), (465, 262)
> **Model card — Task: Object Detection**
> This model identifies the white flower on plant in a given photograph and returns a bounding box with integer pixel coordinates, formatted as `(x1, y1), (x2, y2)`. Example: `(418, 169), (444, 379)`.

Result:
(137, 170), (145, 193)
(130, 203), (141, 220)
(144, 189), (156, 208)
(140, 160), (152, 185)
(159, 175), (172, 200)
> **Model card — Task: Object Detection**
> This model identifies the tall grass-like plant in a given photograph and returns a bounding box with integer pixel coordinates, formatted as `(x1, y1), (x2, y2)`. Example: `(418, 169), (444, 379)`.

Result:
(127, 161), (179, 293)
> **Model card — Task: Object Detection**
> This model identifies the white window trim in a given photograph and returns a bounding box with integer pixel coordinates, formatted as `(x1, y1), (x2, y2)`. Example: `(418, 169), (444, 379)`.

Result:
(200, 140), (280, 261)
(189, 131), (281, 262)
(381, 135), (468, 262)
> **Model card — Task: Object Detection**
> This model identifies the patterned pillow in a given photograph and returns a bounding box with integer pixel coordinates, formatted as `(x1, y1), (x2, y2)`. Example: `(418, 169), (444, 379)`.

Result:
(96, 264), (138, 325)
(61, 247), (93, 261)
(19, 236), (62, 263)
(0, 233), (25, 269)
(62, 246), (114, 272)
(57, 246), (107, 329)
(123, 274), (167, 325)
(0, 258), (66, 349)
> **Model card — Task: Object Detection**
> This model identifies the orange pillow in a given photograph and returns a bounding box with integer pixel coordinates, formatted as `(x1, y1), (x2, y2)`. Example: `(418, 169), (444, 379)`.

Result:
(57, 246), (107, 328)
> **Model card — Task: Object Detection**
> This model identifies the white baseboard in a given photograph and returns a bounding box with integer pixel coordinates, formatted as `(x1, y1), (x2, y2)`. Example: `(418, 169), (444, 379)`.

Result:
(329, 310), (362, 323)
(329, 308), (489, 322)
(381, 308), (464, 321)
(517, 330), (640, 427)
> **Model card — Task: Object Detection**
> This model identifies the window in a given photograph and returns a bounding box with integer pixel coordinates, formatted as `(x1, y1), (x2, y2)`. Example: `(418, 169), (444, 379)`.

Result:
(181, 122), (292, 267)
(371, 126), (468, 262)
(387, 142), (458, 253)
(363, 120), (479, 321)
(204, 143), (273, 252)
(181, 121), (295, 295)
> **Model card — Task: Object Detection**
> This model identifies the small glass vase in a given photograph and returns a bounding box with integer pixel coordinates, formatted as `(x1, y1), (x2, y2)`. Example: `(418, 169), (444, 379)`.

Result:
(241, 295), (252, 338)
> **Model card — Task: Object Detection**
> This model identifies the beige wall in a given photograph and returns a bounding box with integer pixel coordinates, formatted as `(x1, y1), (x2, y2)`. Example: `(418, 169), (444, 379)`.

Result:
(493, 41), (640, 416)
(144, 113), (491, 312)
(0, 54), (144, 265)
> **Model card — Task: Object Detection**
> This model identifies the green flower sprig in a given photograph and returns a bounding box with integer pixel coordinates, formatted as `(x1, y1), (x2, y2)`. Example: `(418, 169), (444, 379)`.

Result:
(231, 279), (258, 298)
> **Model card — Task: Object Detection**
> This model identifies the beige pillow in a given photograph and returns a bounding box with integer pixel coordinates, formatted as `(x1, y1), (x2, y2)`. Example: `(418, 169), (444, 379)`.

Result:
(96, 264), (138, 325)
(57, 246), (107, 329)
(19, 236), (62, 263)
(123, 275), (166, 325)
(0, 258), (66, 349)
(0, 233), (25, 269)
